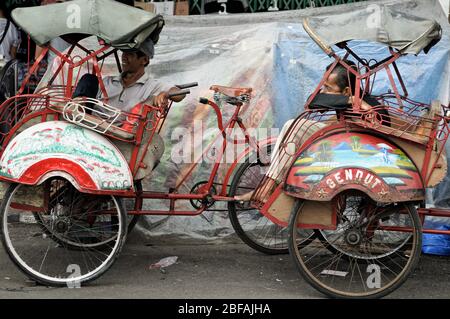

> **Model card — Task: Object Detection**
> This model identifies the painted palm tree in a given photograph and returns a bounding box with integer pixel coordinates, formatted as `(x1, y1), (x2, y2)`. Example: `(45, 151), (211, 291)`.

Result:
(316, 141), (333, 162)
(351, 136), (361, 151)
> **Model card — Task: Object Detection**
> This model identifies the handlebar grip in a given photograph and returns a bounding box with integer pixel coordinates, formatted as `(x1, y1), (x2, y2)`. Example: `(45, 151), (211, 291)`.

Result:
(168, 89), (190, 98)
(199, 97), (209, 104)
(175, 82), (198, 89)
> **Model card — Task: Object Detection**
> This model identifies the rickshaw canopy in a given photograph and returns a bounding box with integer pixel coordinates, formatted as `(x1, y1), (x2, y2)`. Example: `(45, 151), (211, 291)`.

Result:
(11, 0), (164, 50)
(303, 5), (442, 55)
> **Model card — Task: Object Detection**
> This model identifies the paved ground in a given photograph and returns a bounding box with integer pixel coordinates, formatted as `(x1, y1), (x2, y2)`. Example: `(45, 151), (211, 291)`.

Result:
(0, 232), (449, 299)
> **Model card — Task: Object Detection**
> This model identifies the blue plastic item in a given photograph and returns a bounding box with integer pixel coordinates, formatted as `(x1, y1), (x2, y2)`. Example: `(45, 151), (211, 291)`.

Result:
(422, 224), (450, 256)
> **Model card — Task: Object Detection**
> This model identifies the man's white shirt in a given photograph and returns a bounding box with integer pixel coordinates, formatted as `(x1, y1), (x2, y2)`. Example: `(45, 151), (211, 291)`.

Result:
(99, 72), (172, 112)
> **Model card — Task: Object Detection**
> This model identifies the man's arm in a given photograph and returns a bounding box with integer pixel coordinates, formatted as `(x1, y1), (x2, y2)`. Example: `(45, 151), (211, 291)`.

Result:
(153, 86), (186, 108)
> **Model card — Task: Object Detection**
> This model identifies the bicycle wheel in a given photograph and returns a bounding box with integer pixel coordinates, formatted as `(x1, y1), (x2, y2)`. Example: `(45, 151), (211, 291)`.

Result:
(0, 178), (127, 287)
(288, 195), (422, 298)
(316, 193), (413, 262)
(228, 145), (315, 254)
(33, 179), (141, 247)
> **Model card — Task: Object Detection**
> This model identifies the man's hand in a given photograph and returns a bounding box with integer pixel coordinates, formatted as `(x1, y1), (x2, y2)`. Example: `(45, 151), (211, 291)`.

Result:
(168, 87), (187, 103)
(154, 86), (187, 108)
(154, 91), (170, 109)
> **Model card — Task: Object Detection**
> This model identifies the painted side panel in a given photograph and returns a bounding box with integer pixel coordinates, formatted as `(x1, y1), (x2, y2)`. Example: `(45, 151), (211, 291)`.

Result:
(284, 132), (424, 202)
(0, 121), (133, 192)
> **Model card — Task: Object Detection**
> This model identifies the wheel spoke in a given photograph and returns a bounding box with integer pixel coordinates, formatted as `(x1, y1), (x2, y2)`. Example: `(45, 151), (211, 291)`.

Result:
(288, 195), (422, 298)
(228, 146), (316, 254)
(1, 178), (127, 286)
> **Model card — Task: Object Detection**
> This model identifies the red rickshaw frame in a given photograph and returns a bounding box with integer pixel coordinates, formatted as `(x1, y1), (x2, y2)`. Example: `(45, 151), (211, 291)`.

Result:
(0, 40), (276, 217)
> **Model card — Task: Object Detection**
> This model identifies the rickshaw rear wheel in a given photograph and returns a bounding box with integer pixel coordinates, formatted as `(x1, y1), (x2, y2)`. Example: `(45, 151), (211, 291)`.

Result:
(0, 179), (127, 287)
(316, 193), (414, 262)
(288, 197), (422, 298)
(32, 179), (142, 249)
(228, 144), (315, 255)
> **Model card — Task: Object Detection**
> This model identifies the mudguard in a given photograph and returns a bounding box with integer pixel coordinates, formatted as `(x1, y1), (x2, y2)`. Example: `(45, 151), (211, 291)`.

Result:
(284, 132), (424, 203)
(0, 121), (133, 194)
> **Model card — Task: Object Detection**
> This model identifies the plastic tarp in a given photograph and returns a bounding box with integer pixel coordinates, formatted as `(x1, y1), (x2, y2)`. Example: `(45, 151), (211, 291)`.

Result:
(38, 0), (450, 240)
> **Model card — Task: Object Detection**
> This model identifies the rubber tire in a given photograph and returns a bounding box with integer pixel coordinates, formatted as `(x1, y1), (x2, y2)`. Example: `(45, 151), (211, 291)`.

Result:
(32, 180), (141, 249)
(228, 144), (292, 255)
(0, 183), (128, 287)
(288, 199), (422, 299)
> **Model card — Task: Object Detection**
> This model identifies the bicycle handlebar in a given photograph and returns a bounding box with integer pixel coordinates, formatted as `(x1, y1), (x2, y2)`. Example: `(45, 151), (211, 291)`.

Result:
(168, 89), (190, 98)
(175, 82), (198, 89)
(199, 97), (209, 104)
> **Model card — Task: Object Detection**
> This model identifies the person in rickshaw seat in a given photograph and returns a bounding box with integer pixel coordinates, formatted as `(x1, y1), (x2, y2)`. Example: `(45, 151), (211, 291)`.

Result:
(235, 60), (390, 201)
(71, 38), (186, 180)
(72, 38), (185, 120)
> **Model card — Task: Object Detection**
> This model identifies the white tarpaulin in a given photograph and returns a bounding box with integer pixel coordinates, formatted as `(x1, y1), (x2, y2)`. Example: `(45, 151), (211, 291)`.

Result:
(38, 0), (450, 240)
(138, 0), (450, 240)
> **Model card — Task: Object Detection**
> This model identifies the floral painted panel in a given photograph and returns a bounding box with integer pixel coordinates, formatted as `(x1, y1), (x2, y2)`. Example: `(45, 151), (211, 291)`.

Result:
(0, 121), (132, 190)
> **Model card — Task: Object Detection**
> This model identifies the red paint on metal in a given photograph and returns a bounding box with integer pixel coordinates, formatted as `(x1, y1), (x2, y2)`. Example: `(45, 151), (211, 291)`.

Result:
(385, 65), (403, 109)
(285, 131), (424, 202)
(11, 203), (45, 212)
(48, 45), (76, 86)
(418, 208), (450, 218)
(130, 105), (149, 176)
(18, 47), (49, 95)
(19, 158), (97, 189)
(377, 225), (415, 233)
(220, 137), (277, 196)
(126, 209), (205, 216)
(173, 100), (239, 191)
(92, 55), (108, 103)
(66, 65), (73, 98)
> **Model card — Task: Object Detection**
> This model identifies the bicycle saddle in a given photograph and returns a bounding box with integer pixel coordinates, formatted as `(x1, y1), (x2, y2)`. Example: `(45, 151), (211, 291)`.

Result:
(210, 85), (252, 98)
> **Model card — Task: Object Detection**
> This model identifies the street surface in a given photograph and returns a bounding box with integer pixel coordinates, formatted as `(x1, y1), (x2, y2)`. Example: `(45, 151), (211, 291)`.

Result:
(0, 232), (449, 299)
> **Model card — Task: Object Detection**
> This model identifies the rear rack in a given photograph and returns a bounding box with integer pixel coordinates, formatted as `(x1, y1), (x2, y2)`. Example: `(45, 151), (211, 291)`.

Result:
(0, 85), (164, 147)
(0, 86), (69, 148)
(346, 94), (446, 145)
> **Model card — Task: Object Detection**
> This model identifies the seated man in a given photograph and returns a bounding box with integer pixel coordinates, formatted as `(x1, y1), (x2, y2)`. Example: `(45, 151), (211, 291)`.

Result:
(235, 60), (388, 201)
(71, 38), (185, 180)
(72, 37), (185, 121)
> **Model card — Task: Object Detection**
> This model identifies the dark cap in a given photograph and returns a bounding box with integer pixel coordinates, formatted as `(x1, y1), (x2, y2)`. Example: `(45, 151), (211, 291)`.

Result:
(138, 38), (155, 59)
(122, 38), (154, 59)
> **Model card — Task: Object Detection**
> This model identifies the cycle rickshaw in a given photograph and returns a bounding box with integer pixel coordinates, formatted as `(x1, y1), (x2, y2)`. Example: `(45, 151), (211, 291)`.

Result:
(248, 7), (449, 298)
(0, 0), (280, 287)
(1, 0), (448, 299)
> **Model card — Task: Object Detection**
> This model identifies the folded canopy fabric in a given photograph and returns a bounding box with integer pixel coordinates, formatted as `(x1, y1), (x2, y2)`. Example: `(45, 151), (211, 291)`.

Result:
(303, 5), (442, 55)
(11, 0), (164, 50)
